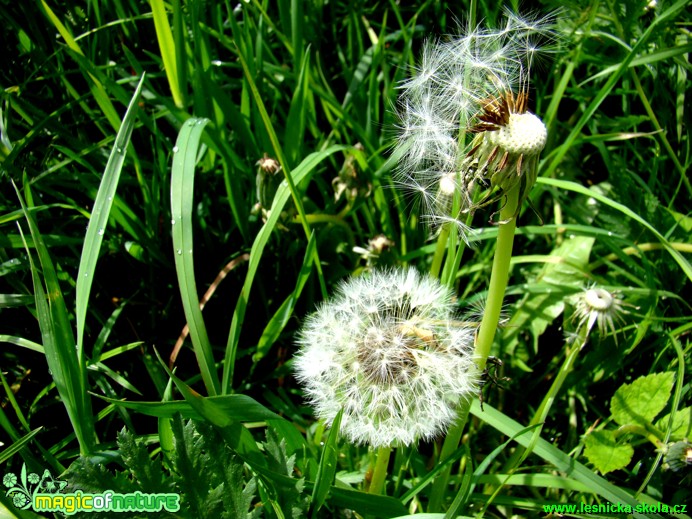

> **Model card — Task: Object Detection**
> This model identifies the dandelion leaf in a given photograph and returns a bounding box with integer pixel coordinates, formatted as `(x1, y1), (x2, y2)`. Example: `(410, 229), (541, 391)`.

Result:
(583, 430), (634, 474)
(262, 427), (308, 519)
(610, 372), (675, 427)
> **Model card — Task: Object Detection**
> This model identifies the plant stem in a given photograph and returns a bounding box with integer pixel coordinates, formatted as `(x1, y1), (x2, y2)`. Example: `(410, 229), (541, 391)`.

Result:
(430, 223), (451, 279)
(474, 185), (519, 370)
(369, 446), (392, 495)
(428, 185), (520, 511)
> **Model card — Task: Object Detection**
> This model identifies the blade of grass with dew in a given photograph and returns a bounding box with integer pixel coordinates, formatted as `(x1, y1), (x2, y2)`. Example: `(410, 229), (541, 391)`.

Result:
(75, 74), (145, 359)
(539, 177), (692, 282)
(150, 0), (184, 108)
(170, 117), (221, 396)
(470, 401), (664, 519)
(14, 185), (96, 455)
(222, 145), (349, 393)
(254, 231), (316, 364)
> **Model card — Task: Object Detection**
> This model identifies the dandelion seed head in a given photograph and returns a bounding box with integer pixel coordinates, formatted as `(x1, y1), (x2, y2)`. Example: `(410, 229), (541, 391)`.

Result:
(294, 268), (478, 447)
(394, 10), (555, 234)
(572, 285), (629, 341)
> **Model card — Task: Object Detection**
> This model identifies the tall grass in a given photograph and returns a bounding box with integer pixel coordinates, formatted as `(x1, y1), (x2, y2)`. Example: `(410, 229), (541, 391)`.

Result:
(0, 0), (689, 517)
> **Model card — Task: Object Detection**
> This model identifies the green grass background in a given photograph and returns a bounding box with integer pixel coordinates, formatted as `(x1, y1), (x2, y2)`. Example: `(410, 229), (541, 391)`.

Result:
(0, 0), (690, 517)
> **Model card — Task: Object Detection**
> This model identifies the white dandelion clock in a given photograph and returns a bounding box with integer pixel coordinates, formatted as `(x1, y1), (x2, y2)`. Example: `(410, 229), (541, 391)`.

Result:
(293, 268), (479, 448)
(394, 10), (555, 235)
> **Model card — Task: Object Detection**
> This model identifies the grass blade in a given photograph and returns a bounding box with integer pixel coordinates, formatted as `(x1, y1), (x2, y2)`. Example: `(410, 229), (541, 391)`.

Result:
(170, 118), (221, 395)
(75, 75), (145, 359)
(222, 145), (349, 393)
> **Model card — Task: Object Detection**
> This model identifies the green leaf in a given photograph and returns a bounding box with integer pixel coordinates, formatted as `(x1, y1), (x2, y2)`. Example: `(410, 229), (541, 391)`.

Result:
(75, 75), (145, 355)
(98, 393), (282, 423)
(310, 409), (342, 515)
(611, 372), (675, 427)
(254, 231), (316, 363)
(170, 117), (220, 396)
(654, 407), (691, 441)
(583, 430), (634, 475)
(504, 236), (594, 362)
(150, 0), (184, 107)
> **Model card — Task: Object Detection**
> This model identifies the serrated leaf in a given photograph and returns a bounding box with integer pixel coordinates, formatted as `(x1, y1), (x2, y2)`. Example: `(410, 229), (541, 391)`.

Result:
(611, 372), (675, 426)
(655, 407), (692, 440)
(583, 430), (634, 474)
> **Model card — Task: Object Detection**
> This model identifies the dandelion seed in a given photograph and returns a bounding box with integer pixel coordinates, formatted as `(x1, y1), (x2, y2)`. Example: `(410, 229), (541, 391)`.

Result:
(294, 268), (478, 447)
(394, 10), (555, 235)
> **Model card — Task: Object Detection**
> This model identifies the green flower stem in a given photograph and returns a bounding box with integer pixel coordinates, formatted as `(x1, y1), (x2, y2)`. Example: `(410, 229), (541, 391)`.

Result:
(369, 446), (392, 495)
(430, 223), (451, 279)
(428, 185), (520, 511)
(474, 184), (519, 369)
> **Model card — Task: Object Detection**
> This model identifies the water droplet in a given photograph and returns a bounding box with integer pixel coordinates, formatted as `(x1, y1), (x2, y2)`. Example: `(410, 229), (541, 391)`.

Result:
(97, 228), (104, 236)
(84, 273), (88, 277)
(176, 249), (182, 255)
(107, 196), (112, 201)
(172, 146), (179, 153)
(196, 120), (203, 125)
(319, 441), (325, 446)
(171, 219), (176, 225)
(568, 234), (575, 239)
(188, 249), (193, 254)
(607, 231), (613, 236)
(116, 147), (123, 154)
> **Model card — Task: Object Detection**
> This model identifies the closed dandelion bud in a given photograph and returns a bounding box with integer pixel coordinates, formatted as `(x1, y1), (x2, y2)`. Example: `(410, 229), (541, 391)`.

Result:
(256, 153), (282, 209)
(394, 10), (555, 234)
(662, 440), (692, 473)
(294, 268), (478, 448)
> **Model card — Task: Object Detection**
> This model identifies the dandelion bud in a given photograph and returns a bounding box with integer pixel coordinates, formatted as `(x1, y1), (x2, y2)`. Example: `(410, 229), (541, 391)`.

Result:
(294, 268), (478, 447)
(256, 153), (282, 209)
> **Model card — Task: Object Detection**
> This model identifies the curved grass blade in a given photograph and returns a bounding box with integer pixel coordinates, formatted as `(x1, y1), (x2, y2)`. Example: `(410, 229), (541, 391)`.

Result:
(170, 118), (221, 395)
(14, 185), (96, 454)
(75, 75), (145, 359)
(538, 178), (692, 282)
(222, 145), (349, 393)
(310, 409), (342, 516)
(471, 401), (664, 519)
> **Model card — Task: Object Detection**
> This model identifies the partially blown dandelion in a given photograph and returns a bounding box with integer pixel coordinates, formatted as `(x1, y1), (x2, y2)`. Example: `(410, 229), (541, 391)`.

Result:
(395, 10), (554, 234)
(572, 286), (628, 341)
(294, 268), (478, 447)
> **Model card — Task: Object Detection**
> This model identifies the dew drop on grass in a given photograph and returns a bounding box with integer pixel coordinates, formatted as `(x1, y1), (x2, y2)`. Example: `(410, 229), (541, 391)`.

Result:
(176, 249), (182, 255)
(97, 228), (104, 236)
(172, 146), (179, 153)
(116, 147), (123, 154)
(608, 231), (613, 236)
(171, 219), (176, 225)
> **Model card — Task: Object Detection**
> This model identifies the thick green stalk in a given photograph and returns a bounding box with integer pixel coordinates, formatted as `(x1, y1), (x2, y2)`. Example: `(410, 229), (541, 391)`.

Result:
(369, 446), (392, 495)
(474, 185), (519, 369)
(428, 185), (519, 511)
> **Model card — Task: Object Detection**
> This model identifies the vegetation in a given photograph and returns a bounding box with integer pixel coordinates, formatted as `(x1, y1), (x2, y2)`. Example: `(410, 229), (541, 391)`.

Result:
(0, 0), (689, 517)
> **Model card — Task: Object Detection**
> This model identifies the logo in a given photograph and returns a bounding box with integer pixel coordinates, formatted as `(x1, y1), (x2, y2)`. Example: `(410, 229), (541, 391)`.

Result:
(4, 464), (180, 515)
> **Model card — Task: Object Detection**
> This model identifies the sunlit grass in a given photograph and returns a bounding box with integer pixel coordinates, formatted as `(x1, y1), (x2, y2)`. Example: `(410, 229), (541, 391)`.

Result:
(0, 0), (689, 517)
